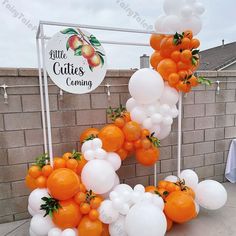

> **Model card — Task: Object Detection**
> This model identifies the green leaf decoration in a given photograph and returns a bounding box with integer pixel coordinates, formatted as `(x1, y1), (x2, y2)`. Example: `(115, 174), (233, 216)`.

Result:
(107, 104), (127, 121)
(191, 57), (198, 66)
(61, 28), (78, 35)
(74, 45), (83, 56)
(97, 51), (105, 56)
(66, 40), (70, 51)
(40, 196), (61, 218)
(89, 65), (94, 71)
(71, 150), (82, 161)
(192, 49), (200, 55)
(99, 54), (104, 67)
(197, 76), (213, 86)
(147, 132), (161, 148)
(173, 32), (183, 45)
(89, 35), (101, 47)
(33, 153), (49, 169)
(83, 134), (98, 143)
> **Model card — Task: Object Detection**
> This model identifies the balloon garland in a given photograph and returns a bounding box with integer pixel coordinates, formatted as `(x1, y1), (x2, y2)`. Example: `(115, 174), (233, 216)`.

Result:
(25, 1), (227, 235)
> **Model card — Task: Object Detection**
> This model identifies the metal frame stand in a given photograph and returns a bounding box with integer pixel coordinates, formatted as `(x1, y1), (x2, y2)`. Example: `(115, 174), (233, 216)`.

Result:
(36, 20), (182, 180)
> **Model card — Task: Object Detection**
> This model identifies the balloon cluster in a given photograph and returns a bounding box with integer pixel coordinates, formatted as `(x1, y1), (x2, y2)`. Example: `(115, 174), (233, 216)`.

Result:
(155, 0), (205, 36)
(127, 68), (179, 140)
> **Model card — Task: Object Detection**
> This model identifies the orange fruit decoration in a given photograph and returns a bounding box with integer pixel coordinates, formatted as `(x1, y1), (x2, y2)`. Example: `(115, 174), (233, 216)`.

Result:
(98, 124), (124, 152)
(150, 51), (163, 69)
(42, 165), (53, 177)
(114, 117), (125, 128)
(62, 152), (72, 161)
(182, 186), (195, 199)
(76, 155), (87, 175)
(78, 216), (103, 236)
(47, 168), (80, 200)
(166, 215), (173, 232)
(74, 192), (86, 205)
(25, 174), (37, 190)
(80, 202), (91, 215)
(122, 121), (141, 142)
(157, 58), (177, 81)
(145, 186), (158, 193)
(35, 175), (47, 188)
(90, 197), (102, 209)
(80, 128), (99, 143)
(164, 191), (196, 223)
(66, 158), (78, 172)
(101, 224), (110, 236)
(53, 199), (82, 229)
(150, 34), (164, 50)
(53, 157), (66, 169)
(89, 209), (99, 221)
(135, 147), (160, 166)
(28, 166), (41, 179)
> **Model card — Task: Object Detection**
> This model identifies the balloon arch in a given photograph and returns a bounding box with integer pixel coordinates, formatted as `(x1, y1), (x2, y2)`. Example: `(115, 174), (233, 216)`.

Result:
(26, 1), (227, 236)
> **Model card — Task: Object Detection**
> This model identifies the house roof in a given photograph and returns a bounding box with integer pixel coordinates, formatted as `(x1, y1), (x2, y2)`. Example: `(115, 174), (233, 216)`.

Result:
(199, 41), (236, 70)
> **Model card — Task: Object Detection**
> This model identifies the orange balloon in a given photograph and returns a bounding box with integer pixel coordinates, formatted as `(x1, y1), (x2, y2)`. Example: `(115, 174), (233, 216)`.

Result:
(98, 125), (125, 152)
(53, 157), (66, 169)
(47, 168), (80, 200)
(42, 165), (53, 177)
(166, 215), (173, 232)
(170, 50), (181, 63)
(164, 191), (196, 223)
(116, 148), (128, 161)
(150, 34), (164, 50)
(190, 38), (200, 49)
(145, 186), (158, 193)
(135, 147), (159, 166)
(35, 175), (47, 188)
(76, 155), (87, 175)
(101, 223), (110, 236)
(168, 73), (180, 86)
(150, 51), (163, 69)
(53, 199), (82, 229)
(25, 174), (37, 190)
(28, 165), (42, 179)
(78, 216), (103, 236)
(122, 121), (142, 142)
(80, 128), (99, 143)
(157, 59), (177, 81)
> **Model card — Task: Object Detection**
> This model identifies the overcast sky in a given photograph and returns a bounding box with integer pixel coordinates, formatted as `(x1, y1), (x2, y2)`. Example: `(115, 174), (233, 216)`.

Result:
(0, 0), (235, 69)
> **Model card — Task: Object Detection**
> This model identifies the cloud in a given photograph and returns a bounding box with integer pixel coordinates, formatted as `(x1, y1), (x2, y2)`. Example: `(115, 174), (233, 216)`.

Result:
(0, 0), (235, 68)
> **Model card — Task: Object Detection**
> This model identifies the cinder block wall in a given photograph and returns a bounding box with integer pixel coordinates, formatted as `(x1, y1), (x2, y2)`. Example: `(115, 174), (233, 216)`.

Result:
(0, 68), (236, 223)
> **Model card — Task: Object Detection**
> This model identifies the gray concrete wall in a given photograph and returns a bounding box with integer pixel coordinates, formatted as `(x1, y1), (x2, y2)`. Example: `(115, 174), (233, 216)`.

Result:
(0, 68), (236, 223)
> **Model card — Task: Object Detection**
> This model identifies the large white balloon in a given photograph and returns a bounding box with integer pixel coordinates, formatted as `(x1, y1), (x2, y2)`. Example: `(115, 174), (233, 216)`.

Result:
(126, 98), (137, 112)
(160, 84), (179, 105)
(81, 159), (115, 194)
(180, 15), (202, 36)
(154, 15), (166, 33)
(165, 175), (178, 183)
(161, 15), (182, 33)
(30, 214), (54, 236)
(125, 203), (167, 236)
(101, 174), (120, 199)
(180, 169), (199, 190)
(109, 215), (127, 236)
(193, 2), (205, 15)
(155, 124), (171, 140)
(28, 205), (36, 217)
(48, 228), (62, 236)
(98, 200), (119, 224)
(163, 0), (184, 15)
(128, 69), (164, 104)
(28, 188), (49, 213)
(196, 180), (227, 210)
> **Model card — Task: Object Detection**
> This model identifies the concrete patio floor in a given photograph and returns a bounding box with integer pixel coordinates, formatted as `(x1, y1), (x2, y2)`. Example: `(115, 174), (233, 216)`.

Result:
(0, 182), (235, 236)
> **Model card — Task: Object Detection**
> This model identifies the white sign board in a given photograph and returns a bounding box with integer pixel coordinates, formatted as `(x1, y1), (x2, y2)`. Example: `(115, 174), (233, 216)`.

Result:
(45, 28), (107, 94)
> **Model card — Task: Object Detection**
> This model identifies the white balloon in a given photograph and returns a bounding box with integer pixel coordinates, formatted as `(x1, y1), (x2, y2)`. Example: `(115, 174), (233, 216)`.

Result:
(84, 149), (95, 161)
(98, 200), (119, 224)
(156, 124), (171, 140)
(29, 228), (38, 236)
(48, 228), (62, 236)
(196, 180), (227, 210)
(152, 195), (165, 210)
(125, 203), (167, 236)
(154, 15), (166, 32)
(165, 175), (178, 183)
(163, 0), (184, 15)
(194, 201), (200, 215)
(185, 0), (196, 5)
(109, 215), (127, 236)
(106, 152), (121, 171)
(161, 15), (182, 34)
(81, 140), (93, 154)
(141, 192), (153, 203)
(170, 105), (179, 118)
(128, 69), (164, 104)
(130, 107), (147, 124)
(113, 197), (125, 211)
(131, 191), (143, 204)
(180, 169), (199, 190)
(126, 98), (137, 112)
(134, 184), (145, 193)
(180, 15), (202, 36)
(94, 148), (107, 160)
(28, 188), (49, 213)
(101, 174), (120, 199)
(151, 113), (163, 124)
(160, 84), (179, 105)
(142, 118), (153, 129)
(30, 214), (54, 236)
(181, 5), (193, 18)
(61, 228), (77, 236)
(145, 105), (158, 116)
(114, 184), (133, 195)
(28, 205), (36, 216)
(160, 104), (172, 116)
(119, 203), (130, 215)
(81, 159), (115, 194)
(193, 2), (205, 15)
(92, 138), (103, 149)
(162, 116), (173, 126)
(150, 124), (161, 137)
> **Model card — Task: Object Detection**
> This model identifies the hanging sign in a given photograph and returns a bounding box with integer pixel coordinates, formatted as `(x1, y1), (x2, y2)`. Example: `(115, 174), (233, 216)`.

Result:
(45, 28), (107, 94)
